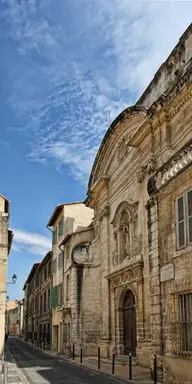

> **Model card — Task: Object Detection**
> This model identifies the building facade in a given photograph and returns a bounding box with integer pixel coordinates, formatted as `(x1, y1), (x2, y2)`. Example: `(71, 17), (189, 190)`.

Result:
(85, 24), (192, 384)
(7, 300), (24, 336)
(23, 263), (40, 342)
(60, 225), (101, 356)
(47, 202), (93, 353)
(38, 251), (52, 347)
(0, 194), (13, 357)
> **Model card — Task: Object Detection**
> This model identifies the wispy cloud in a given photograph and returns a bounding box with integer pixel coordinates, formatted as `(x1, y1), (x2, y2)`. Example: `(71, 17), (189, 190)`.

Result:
(1, 0), (192, 183)
(12, 228), (51, 256)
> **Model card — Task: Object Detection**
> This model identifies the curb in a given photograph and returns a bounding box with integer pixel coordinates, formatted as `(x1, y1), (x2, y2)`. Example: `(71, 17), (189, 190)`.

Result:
(21, 339), (134, 384)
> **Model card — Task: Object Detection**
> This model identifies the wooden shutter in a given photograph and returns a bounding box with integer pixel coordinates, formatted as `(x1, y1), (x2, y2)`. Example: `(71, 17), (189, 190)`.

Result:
(187, 189), (192, 245)
(50, 286), (58, 308)
(176, 195), (186, 248)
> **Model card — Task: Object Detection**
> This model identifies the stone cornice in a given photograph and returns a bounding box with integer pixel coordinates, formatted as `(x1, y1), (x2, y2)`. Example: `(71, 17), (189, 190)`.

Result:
(147, 139), (192, 196)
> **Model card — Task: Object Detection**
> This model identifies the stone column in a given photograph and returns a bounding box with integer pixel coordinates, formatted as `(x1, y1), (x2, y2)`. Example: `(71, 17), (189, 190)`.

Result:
(0, 213), (9, 358)
(99, 205), (111, 357)
(146, 197), (163, 377)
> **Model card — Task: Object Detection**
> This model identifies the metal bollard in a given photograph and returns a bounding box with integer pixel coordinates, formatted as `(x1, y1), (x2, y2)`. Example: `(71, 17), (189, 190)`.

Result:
(80, 347), (83, 364)
(43, 340), (45, 350)
(153, 355), (157, 384)
(4, 364), (8, 384)
(98, 347), (100, 370)
(72, 344), (75, 360)
(129, 353), (132, 380)
(112, 352), (115, 375)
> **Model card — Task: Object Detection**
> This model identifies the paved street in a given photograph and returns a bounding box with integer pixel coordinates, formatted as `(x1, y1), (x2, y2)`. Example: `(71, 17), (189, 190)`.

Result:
(6, 337), (118, 384)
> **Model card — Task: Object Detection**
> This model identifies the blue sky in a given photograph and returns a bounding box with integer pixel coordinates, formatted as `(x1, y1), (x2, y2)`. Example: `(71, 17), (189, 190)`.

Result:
(1, 0), (192, 300)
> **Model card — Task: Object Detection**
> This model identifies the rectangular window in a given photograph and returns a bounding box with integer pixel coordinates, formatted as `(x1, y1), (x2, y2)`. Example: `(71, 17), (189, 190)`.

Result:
(176, 189), (192, 249)
(40, 295), (43, 314)
(44, 292), (47, 312)
(48, 289), (50, 310)
(52, 258), (57, 274)
(58, 252), (63, 269)
(179, 293), (192, 352)
(48, 263), (51, 278)
(44, 267), (47, 281)
(187, 190), (192, 245)
(58, 217), (64, 237)
(52, 227), (58, 245)
(66, 274), (69, 301)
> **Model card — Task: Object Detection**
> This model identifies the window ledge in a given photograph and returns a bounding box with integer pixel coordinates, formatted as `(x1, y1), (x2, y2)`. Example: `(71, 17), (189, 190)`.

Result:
(173, 244), (192, 259)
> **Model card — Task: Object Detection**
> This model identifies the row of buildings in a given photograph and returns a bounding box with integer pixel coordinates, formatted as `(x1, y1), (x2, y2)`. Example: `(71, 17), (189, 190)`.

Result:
(0, 195), (13, 359)
(21, 24), (192, 384)
(5, 300), (23, 336)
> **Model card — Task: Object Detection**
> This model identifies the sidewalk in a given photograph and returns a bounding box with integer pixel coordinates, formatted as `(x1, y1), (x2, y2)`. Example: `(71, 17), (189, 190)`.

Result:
(25, 340), (157, 384)
(3, 345), (26, 384)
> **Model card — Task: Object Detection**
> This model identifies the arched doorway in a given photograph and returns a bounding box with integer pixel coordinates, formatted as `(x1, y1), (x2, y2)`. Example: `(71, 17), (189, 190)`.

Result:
(123, 290), (136, 356)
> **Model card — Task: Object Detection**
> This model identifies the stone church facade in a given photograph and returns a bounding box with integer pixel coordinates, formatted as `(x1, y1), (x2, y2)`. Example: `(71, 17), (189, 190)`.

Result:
(85, 24), (192, 383)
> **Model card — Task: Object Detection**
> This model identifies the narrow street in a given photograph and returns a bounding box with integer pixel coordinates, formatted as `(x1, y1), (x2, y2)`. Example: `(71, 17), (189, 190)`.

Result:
(6, 337), (116, 384)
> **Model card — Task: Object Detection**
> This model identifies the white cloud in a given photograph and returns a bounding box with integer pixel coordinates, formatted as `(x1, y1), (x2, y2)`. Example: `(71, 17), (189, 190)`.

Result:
(2, 0), (192, 184)
(12, 229), (51, 256)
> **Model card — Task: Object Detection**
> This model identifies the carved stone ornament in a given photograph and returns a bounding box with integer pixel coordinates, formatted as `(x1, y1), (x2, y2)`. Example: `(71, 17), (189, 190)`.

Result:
(137, 158), (156, 183)
(110, 261), (143, 288)
(72, 242), (92, 265)
(98, 204), (110, 222)
(117, 137), (128, 163)
(111, 201), (142, 265)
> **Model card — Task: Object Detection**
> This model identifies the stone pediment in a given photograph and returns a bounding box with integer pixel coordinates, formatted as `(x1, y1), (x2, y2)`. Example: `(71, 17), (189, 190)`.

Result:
(106, 260), (143, 288)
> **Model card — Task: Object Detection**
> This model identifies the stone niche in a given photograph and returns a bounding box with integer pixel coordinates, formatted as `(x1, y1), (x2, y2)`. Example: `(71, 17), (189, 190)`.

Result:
(111, 201), (142, 265)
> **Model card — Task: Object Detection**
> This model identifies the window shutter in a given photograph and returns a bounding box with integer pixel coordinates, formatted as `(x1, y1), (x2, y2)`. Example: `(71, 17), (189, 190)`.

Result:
(50, 287), (58, 308)
(176, 195), (186, 248)
(60, 282), (63, 305)
(187, 190), (192, 245)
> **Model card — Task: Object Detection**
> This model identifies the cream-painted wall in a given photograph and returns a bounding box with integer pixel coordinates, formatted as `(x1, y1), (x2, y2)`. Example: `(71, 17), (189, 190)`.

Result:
(0, 196), (5, 213)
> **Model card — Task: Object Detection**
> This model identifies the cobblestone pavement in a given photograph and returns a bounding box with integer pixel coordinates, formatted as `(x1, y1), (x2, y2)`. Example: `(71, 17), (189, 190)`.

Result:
(6, 337), (129, 384)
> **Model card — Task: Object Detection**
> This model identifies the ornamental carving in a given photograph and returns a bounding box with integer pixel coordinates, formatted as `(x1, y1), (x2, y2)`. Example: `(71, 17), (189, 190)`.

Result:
(111, 201), (142, 265)
(98, 204), (110, 222)
(110, 262), (143, 288)
(136, 158), (156, 183)
(72, 242), (93, 265)
(117, 137), (129, 163)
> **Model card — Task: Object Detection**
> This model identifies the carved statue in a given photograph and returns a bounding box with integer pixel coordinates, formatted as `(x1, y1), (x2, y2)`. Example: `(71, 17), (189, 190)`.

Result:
(111, 201), (141, 265)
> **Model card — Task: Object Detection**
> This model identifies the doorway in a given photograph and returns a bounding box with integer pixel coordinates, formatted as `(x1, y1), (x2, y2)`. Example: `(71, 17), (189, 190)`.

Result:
(123, 290), (136, 356)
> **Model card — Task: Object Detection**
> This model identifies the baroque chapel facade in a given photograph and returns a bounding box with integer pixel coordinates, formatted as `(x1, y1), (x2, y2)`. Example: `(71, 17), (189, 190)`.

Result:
(85, 24), (192, 383)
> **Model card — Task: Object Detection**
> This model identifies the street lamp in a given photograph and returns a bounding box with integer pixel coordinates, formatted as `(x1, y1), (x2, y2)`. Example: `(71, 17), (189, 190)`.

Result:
(12, 274), (17, 284)
(7, 274), (17, 285)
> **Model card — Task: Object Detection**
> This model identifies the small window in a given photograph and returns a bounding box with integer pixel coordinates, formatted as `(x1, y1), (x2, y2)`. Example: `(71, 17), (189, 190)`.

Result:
(48, 289), (50, 310)
(179, 292), (192, 352)
(52, 227), (58, 245)
(66, 274), (69, 301)
(52, 258), (57, 274)
(44, 292), (47, 312)
(48, 263), (51, 278)
(58, 252), (63, 269)
(58, 217), (64, 238)
(176, 189), (192, 250)
(44, 267), (47, 281)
